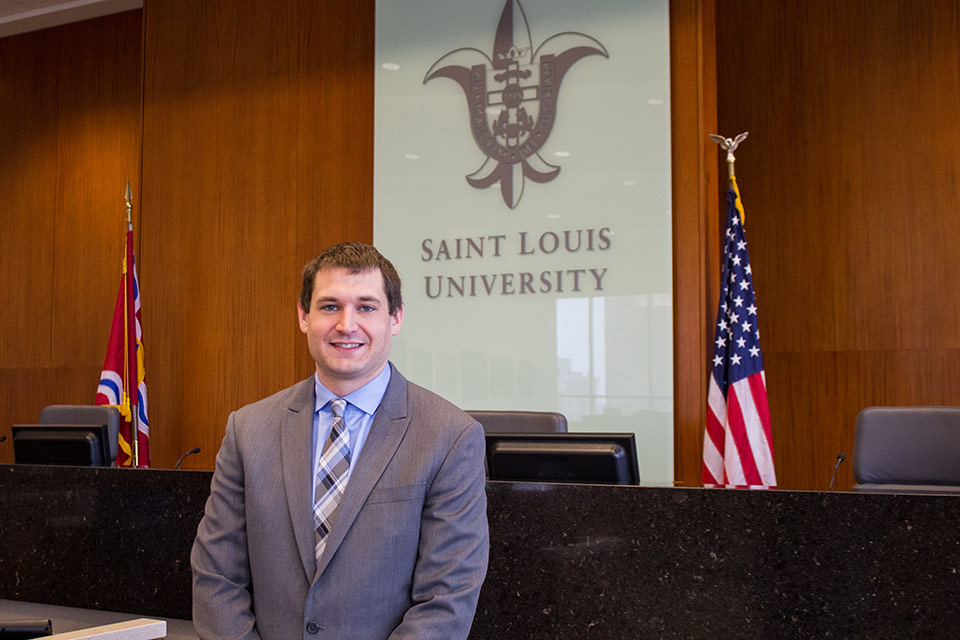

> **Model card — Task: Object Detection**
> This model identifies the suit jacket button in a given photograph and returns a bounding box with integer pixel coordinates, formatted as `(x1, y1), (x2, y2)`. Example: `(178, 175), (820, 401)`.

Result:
(306, 622), (320, 634)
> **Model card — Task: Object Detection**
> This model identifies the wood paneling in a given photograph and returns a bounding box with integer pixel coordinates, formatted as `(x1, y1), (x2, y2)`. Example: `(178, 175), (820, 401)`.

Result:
(717, 0), (960, 488)
(670, 0), (720, 486)
(9, 0), (960, 488)
(0, 28), (59, 371)
(765, 349), (960, 490)
(53, 15), (143, 369)
(140, 0), (374, 469)
(294, 0), (375, 376)
(141, 0), (302, 468)
(0, 11), (142, 462)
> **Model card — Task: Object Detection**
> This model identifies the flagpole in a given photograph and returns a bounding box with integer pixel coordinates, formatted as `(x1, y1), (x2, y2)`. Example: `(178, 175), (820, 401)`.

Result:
(125, 181), (140, 467)
(702, 131), (777, 488)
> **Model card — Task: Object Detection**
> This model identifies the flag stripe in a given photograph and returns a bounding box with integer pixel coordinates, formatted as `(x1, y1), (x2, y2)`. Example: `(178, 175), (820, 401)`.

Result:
(727, 380), (763, 486)
(96, 371), (122, 405)
(705, 377), (727, 453)
(743, 379), (775, 486)
(704, 376), (727, 485)
(748, 372), (774, 452)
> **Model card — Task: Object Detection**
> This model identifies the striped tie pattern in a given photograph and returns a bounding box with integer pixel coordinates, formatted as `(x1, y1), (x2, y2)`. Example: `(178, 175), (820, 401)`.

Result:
(314, 398), (351, 564)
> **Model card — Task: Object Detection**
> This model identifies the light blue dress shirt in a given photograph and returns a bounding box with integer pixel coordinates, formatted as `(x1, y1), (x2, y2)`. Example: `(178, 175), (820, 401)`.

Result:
(310, 364), (392, 504)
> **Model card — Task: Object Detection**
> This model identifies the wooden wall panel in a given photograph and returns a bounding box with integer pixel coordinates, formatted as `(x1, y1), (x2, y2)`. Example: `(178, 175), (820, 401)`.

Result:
(0, 12), (142, 463)
(0, 28), (59, 371)
(15, 0), (960, 489)
(766, 349), (960, 490)
(141, 0), (374, 469)
(294, 0), (375, 378)
(0, 367), (101, 451)
(670, 0), (720, 486)
(141, 0), (303, 468)
(53, 14), (144, 369)
(717, 0), (960, 488)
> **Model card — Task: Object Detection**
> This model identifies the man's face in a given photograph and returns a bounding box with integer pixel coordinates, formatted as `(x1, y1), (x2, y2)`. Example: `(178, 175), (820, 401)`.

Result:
(298, 267), (403, 396)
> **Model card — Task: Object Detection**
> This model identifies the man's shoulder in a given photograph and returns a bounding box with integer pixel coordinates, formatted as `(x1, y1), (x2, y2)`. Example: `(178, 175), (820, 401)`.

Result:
(397, 375), (486, 471)
(401, 375), (477, 430)
(234, 377), (313, 421)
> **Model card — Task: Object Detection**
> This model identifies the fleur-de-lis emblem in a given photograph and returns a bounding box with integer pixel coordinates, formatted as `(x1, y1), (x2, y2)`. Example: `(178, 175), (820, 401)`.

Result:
(424, 0), (608, 208)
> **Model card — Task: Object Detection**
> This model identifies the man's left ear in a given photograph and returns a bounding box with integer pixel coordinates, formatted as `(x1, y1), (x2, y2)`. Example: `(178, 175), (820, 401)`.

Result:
(390, 305), (404, 335)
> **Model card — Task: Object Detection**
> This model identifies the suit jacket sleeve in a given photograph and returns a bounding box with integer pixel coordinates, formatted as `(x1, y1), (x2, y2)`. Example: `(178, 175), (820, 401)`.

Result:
(388, 419), (489, 640)
(191, 411), (262, 640)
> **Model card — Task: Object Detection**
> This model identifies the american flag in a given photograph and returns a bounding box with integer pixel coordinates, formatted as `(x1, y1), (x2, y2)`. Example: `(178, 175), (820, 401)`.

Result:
(702, 178), (776, 488)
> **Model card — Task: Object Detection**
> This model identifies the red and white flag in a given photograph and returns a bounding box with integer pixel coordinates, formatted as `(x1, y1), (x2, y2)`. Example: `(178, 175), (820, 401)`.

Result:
(95, 226), (150, 467)
(703, 178), (775, 488)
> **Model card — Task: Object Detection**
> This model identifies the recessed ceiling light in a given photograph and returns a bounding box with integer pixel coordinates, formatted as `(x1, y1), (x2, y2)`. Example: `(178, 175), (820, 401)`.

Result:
(623, 180), (636, 186)
(554, 150), (570, 158)
(547, 214), (560, 219)
(647, 98), (665, 106)
(404, 153), (419, 160)
(382, 63), (400, 71)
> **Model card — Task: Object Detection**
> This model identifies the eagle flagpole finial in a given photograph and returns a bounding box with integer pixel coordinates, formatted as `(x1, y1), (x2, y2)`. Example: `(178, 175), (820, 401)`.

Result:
(709, 132), (748, 181)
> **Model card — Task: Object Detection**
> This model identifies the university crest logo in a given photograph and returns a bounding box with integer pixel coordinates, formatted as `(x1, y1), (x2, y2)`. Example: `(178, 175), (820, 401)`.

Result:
(424, 0), (608, 209)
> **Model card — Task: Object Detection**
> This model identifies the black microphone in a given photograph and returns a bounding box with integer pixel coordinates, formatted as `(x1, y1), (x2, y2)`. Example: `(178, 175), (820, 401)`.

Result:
(829, 452), (846, 490)
(176, 447), (201, 470)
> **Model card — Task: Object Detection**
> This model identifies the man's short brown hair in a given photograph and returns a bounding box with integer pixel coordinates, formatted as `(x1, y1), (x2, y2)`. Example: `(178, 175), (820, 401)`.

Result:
(299, 242), (402, 315)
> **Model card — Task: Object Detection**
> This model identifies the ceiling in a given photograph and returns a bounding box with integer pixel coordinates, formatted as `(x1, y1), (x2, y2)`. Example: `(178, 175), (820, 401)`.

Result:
(0, 0), (141, 38)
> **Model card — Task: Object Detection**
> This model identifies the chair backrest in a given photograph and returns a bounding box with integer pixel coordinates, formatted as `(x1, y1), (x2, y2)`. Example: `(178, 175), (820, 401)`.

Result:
(466, 410), (568, 434)
(38, 405), (121, 463)
(853, 406), (960, 494)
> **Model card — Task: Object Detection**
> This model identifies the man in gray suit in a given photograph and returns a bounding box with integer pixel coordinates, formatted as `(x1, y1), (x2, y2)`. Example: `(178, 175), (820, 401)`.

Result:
(191, 242), (489, 640)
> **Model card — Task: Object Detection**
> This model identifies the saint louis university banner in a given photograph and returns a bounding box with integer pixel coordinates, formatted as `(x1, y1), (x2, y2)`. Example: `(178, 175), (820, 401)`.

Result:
(374, 0), (673, 483)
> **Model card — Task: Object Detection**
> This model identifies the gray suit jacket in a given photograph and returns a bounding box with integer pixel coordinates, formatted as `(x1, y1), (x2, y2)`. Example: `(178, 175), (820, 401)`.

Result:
(191, 364), (489, 640)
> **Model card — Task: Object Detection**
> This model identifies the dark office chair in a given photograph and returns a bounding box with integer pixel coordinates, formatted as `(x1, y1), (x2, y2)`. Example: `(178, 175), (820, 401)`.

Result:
(38, 405), (121, 464)
(852, 406), (960, 494)
(466, 410), (568, 434)
(0, 619), (52, 638)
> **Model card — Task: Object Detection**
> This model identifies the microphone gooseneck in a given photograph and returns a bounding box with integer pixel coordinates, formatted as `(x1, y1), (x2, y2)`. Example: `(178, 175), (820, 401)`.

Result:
(829, 451), (847, 491)
(175, 447), (202, 470)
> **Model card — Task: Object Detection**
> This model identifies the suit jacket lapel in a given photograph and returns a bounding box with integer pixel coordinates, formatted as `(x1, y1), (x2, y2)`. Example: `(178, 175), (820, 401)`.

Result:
(281, 378), (319, 581)
(313, 364), (410, 580)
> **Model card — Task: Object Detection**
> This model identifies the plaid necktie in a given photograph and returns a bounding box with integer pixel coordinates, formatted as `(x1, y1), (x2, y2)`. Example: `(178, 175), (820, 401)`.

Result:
(313, 398), (351, 565)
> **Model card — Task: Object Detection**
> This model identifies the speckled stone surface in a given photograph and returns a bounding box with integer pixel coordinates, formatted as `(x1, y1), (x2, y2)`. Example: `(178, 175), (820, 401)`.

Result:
(475, 482), (960, 639)
(0, 464), (209, 620)
(2, 465), (959, 638)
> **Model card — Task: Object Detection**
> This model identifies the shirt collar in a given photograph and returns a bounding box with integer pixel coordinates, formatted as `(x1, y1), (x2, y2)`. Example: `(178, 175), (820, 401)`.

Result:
(312, 363), (392, 417)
